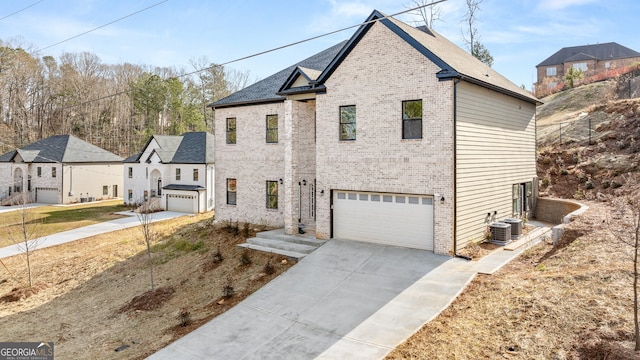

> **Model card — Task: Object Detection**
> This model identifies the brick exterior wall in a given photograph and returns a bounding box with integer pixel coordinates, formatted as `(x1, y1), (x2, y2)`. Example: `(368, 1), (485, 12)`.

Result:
(315, 21), (455, 255)
(283, 99), (317, 234)
(214, 102), (286, 226)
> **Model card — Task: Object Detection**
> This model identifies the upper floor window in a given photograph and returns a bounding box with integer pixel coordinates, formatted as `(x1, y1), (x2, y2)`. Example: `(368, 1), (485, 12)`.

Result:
(52, 167), (57, 178)
(402, 100), (422, 139)
(266, 180), (278, 209)
(266, 114), (278, 143)
(37, 167), (42, 177)
(176, 168), (181, 180)
(226, 117), (236, 144)
(339, 105), (356, 141)
(572, 63), (587, 72)
(128, 167), (133, 178)
(193, 169), (199, 181)
(546, 67), (556, 76)
(227, 178), (237, 205)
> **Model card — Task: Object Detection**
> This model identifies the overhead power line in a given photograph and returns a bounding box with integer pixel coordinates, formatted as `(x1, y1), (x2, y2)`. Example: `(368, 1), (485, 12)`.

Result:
(0, 0), (45, 22)
(37, 0), (168, 52)
(60, 1), (448, 108)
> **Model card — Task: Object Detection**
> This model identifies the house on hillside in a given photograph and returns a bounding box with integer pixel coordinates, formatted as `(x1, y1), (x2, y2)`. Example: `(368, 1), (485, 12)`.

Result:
(536, 42), (640, 92)
(0, 135), (123, 205)
(210, 10), (540, 255)
(123, 132), (215, 214)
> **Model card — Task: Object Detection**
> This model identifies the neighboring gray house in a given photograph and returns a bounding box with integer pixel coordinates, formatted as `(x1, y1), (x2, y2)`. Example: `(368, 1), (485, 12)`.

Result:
(536, 42), (640, 91)
(0, 135), (123, 205)
(123, 132), (215, 214)
(211, 10), (539, 255)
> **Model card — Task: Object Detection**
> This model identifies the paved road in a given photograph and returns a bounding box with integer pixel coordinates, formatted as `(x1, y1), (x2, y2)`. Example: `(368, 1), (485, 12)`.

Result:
(149, 232), (545, 360)
(0, 211), (188, 259)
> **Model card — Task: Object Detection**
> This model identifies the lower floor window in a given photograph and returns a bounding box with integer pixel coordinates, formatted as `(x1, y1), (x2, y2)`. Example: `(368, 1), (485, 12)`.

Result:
(227, 178), (237, 205)
(266, 180), (278, 209)
(128, 189), (133, 201)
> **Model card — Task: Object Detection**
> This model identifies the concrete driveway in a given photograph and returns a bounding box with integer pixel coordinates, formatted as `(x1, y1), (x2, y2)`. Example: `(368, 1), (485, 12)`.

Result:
(149, 239), (479, 360)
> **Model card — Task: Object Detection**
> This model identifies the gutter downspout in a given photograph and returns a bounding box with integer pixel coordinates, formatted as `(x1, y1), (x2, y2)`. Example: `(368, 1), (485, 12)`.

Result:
(453, 77), (472, 261)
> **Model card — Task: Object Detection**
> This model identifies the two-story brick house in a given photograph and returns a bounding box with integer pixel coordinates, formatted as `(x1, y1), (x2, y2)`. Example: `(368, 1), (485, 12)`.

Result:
(123, 132), (215, 213)
(211, 10), (539, 255)
(536, 42), (640, 92)
(0, 135), (123, 205)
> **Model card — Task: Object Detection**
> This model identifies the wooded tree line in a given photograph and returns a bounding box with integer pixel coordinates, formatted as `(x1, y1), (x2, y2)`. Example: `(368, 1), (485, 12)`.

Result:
(0, 39), (250, 157)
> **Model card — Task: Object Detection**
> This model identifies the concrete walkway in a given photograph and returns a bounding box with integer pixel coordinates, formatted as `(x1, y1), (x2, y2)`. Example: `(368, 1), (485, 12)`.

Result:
(149, 230), (547, 360)
(0, 211), (188, 259)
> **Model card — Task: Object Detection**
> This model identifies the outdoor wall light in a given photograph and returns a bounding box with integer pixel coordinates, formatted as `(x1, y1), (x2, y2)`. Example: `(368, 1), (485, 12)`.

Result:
(320, 190), (324, 195)
(440, 195), (445, 203)
(279, 178), (283, 184)
(302, 179), (307, 186)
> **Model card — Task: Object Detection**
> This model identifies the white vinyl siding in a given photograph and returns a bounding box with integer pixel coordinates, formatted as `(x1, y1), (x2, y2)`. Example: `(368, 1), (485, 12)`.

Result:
(455, 81), (536, 248)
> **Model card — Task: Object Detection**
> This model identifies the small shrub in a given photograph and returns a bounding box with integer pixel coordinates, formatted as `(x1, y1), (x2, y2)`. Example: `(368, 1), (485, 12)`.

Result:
(541, 177), (551, 188)
(212, 247), (224, 263)
(241, 222), (251, 238)
(223, 220), (240, 235)
(572, 153), (581, 164)
(617, 139), (629, 150)
(222, 275), (234, 298)
(263, 261), (275, 275)
(549, 167), (558, 176)
(602, 179), (611, 189)
(585, 179), (595, 190)
(239, 250), (252, 266)
(541, 155), (552, 165)
(611, 180), (623, 189)
(560, 168), (569, 175)
(178, 307), (192, 327)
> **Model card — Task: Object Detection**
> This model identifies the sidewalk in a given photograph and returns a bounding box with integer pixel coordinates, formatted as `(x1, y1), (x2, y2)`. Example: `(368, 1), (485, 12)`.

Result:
(0, 211), (188, 259)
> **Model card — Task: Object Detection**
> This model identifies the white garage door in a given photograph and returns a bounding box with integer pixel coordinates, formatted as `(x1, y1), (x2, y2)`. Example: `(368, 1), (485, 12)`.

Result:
(36, 188), (59, 204)
(167, 194), (196, 213)
(333, 191), (434, 251)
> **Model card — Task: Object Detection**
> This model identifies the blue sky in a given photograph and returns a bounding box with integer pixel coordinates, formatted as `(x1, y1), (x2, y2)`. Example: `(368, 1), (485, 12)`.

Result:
(0, 0), (638, 91)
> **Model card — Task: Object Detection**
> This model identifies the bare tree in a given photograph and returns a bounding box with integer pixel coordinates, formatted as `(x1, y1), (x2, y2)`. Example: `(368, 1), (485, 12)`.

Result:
(609, 174), (640, 351)
(460, 0), (493, 67)
(408, 0), (442, 29)
(8, 192), (42, 287)
(135, 198), (157, 292)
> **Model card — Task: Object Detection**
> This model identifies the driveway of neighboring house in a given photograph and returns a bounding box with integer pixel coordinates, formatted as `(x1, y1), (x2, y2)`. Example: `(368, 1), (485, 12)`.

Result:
(149, 235), (544, 360)
(0, 203), (45, 214)
(0, 211), (187, 259)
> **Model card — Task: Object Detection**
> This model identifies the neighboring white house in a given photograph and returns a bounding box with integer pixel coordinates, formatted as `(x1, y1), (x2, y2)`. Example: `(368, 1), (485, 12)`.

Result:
(0, 135), (123, 205)
(210, 10), (540, 255)
(123, 132), (215, 214)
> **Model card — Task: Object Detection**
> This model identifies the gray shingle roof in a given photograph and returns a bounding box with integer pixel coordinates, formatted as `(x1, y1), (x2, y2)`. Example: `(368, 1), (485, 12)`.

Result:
(537, 42), (640, 67)
(210, 41), (347, 108)
(213, 10), (537, 107)
(124, 132), (215, 164)
(0, 135), (122, 163)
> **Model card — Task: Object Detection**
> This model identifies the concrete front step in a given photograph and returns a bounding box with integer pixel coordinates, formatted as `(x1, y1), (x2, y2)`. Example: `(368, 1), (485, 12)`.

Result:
(246, 237), (318, 254)
(253, 229), (324, 247)
(237, 243), (308, 262)
(238, 228), (325, 262)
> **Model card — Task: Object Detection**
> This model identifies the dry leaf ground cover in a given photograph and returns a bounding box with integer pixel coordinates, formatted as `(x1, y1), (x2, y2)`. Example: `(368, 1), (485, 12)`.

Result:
(0, 211), (291, 360)
(388, 201), (639, 359)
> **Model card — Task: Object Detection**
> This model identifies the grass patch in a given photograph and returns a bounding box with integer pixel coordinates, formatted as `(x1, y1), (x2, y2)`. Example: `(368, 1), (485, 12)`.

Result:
(154, 237), (208, 264)
(1, 200), (127, 247)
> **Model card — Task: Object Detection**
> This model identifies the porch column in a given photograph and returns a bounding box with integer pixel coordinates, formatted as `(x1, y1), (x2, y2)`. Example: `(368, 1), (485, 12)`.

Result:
(283, 99), (297, 235)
